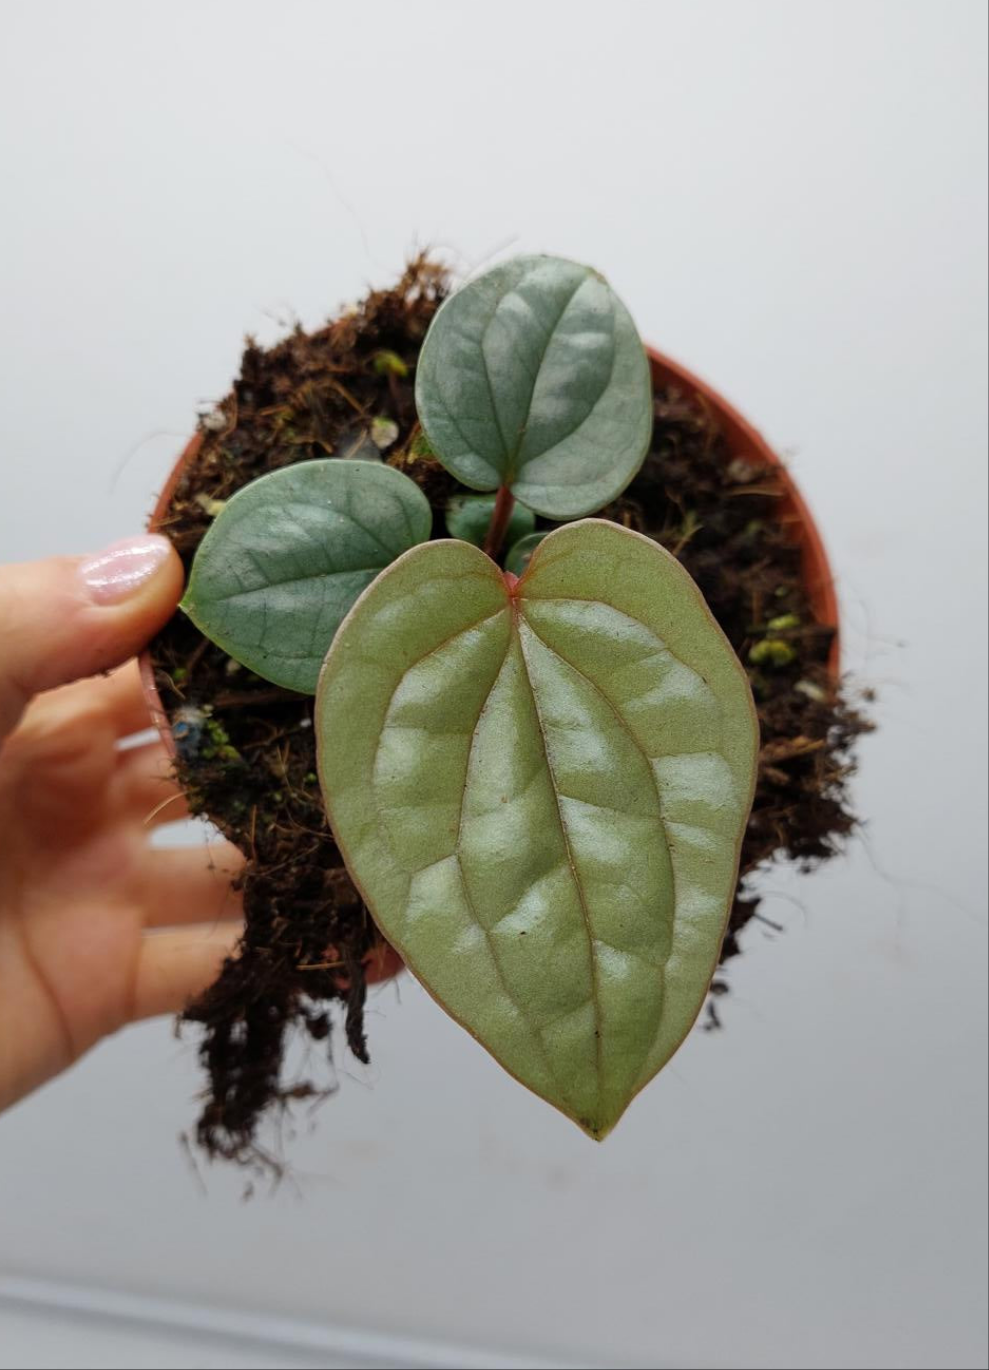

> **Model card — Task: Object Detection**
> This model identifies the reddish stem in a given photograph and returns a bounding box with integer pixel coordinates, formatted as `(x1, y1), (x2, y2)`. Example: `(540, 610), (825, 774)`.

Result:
(483, 485), (515, 560)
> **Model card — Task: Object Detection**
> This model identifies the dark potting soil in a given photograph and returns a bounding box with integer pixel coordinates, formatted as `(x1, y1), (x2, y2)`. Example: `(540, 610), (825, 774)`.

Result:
(148, 256), (871, 1165)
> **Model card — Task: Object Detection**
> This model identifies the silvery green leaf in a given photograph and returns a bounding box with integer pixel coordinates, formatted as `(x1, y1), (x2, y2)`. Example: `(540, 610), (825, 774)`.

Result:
(444, 493), (536, 549)
(504, 531), (547, 575)
(182, 459), (431, 693)
(316, 519), (758, 1136)
(415, 255), (652, 519)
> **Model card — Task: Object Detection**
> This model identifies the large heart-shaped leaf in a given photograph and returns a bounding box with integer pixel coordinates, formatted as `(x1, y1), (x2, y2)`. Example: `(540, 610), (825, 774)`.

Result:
(182, 459), (431, 693)
(414, 255), (653, 520)
(316, 520), (759, 1137)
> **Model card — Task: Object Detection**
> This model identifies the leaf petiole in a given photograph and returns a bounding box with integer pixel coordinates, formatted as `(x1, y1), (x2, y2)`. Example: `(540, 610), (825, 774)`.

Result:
(482, 485), (517, 560)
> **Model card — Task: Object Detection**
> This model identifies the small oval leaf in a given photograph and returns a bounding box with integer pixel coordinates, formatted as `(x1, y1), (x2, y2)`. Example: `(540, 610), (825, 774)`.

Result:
(316, 520), (758, 1137)
(504, 530), (547, 576)
(182, 459), (431, 693)
(415, 255), (653, 519)
(444, 493), (536, 549)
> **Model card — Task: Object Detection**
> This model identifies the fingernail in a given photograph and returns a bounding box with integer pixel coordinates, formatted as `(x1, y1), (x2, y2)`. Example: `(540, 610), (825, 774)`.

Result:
(79, 535), (172, 605)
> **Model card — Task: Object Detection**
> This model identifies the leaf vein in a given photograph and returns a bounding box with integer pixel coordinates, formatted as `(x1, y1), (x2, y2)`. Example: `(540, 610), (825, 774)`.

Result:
(520, 614), (689, 1081)
(505, 272), (587, 473)
(515, 619), (605, 1101)
(453, 653), (573, 1108)
(208, 565), (384, 604)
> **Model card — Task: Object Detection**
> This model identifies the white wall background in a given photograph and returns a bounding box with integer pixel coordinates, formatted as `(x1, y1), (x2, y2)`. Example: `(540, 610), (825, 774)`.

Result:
(0, 3), (986, 1368)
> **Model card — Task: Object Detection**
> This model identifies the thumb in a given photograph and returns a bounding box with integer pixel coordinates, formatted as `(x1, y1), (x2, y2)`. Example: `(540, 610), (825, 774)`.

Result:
(0, 535), (184, 739)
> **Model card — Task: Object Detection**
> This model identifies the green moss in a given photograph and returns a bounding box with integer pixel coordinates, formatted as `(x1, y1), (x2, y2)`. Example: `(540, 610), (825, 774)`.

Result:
(201, 717), (241, 763)
(407, 429), (436, 462)
(749, 638), (798, 669)
(372, 349), (409, 378)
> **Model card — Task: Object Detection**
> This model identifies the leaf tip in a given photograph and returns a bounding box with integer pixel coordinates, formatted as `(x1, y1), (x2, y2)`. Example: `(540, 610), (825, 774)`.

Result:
(576, 1115), (615, 1143)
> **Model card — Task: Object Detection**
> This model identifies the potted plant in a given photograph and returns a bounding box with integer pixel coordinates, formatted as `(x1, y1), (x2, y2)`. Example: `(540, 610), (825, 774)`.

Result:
(144, 254), (867, 1162)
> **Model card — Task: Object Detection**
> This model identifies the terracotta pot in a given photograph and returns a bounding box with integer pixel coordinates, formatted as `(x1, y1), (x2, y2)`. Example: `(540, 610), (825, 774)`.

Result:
(139, 348), (839, 988)
(647, 346), (839, 675)
(138, 430), (201, 756)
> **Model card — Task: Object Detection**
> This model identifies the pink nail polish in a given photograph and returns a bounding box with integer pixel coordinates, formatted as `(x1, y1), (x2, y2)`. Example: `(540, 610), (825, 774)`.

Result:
(79, 535), (172, 604)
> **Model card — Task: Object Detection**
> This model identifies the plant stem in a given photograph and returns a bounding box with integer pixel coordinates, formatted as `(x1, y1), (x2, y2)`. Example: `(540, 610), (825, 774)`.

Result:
(483, 486), (515, 560)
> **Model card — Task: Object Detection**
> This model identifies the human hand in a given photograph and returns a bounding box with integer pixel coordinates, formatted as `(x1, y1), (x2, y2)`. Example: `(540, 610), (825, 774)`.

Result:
(0, 536), (243, 1113)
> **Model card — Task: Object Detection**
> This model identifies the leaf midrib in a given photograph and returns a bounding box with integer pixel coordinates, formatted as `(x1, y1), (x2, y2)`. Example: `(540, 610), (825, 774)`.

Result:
(487, 271), (589, 482)
(513, 604), (605, 1103)
(371, 580), (695, 1124)
(512, 307), (625, 501)
(520, 610), (680, 1092)
(452, 650), (574, 1111)
(203, 563), (385, 606)
(370, 593), (594, 1117)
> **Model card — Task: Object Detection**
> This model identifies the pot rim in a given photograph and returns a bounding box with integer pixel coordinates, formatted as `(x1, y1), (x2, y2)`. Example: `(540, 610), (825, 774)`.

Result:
(645, 345), (839, 677)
